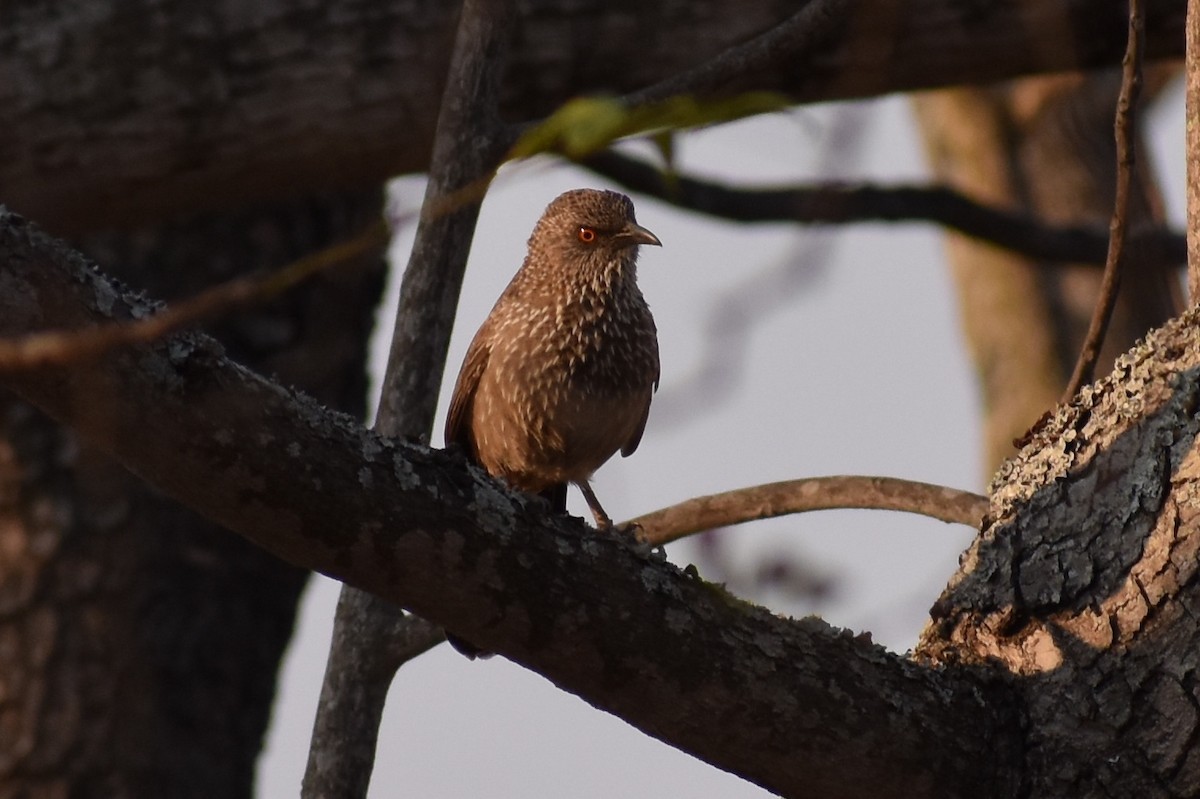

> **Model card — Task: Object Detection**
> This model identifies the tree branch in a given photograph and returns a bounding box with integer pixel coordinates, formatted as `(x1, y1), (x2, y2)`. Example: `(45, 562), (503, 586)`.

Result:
(303, 1), (516, 796)
(5, 0), (1185, 233)
(0, 208), (1020, 799)
(1062, 0), (1146, 401)
(582, 149), (1186, 266)
(916, 295), (1200, 797)
(631, 476), (986, 546)
(0, 222), (390, 372)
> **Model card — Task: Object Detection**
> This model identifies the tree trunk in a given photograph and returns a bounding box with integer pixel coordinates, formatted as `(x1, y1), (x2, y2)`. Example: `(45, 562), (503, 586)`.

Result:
(0, 193), (386, 798)
(913, 67), (1182, 474)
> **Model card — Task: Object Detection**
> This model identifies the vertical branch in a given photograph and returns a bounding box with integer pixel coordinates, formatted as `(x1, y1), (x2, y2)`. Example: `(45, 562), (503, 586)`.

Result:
(1188, 0), (1200, 301)
(301, 1), (516, 797)
(1061, 0), (1145, 401)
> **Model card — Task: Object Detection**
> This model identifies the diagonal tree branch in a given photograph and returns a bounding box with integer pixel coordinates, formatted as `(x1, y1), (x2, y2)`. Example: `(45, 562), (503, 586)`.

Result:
(0, 222), (390, 371)
(582, 149), (1186, 266)
(0, 207), (1020, 799)
(302, 1), (517, 797)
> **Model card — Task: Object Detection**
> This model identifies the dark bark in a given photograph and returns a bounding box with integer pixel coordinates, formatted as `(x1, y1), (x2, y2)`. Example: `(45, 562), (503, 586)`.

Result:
(0, 194), (386, 798)
(0, 209), (1020, 799)
(304, 0), (515, 795)
(919, 306), (1200, 797)
(1, 0), (1186, 233)
(11, 182), (1200, 797)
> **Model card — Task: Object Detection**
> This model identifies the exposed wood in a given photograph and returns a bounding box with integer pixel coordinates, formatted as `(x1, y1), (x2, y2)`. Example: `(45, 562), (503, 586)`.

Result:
(919, 302), (1200, 796)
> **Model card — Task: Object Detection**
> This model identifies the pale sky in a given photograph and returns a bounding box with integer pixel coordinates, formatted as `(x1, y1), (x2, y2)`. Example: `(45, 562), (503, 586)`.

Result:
(256, 81), (1187, 798)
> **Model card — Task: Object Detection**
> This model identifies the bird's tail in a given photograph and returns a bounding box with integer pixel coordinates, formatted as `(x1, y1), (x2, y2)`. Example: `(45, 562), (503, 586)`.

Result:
(540, 482), (568, 512)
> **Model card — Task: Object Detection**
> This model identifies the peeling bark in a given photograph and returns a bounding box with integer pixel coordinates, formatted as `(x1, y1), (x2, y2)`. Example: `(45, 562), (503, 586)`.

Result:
(920, 304), (1200, 797)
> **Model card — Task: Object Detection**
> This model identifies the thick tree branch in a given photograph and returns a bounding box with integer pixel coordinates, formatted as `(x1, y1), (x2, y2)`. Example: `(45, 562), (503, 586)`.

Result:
(4, 0), (1186, 233)
(630, 476), (986, 546)
(303, 1), (516, 796)
(0, 210), (1020, 799)
(583, 150), (1187, 266)
(917, 309), (1200, 796)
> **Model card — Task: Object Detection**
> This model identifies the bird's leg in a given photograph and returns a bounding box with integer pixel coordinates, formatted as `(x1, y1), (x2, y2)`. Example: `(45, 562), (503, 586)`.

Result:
(575, 480), (652, 552)
(575, 480), (614, 530)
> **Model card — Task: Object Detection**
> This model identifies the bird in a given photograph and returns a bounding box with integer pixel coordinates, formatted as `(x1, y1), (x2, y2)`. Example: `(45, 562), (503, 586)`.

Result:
(445, 188), (662, 531)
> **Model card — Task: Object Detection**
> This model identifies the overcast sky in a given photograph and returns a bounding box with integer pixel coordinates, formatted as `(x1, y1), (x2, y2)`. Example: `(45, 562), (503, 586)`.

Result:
(256, 80), (1188, 798)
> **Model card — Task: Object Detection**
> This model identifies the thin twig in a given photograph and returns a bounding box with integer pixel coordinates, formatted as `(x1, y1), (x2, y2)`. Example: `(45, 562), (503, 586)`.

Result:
(301, 1), (517, 797)
(582, 149), (1185, 266)
(628, 476), (988, 546)
(1061, 0), (1145, 402)
(1187, 0), (1200, 300)
(0, 221), (389, 371)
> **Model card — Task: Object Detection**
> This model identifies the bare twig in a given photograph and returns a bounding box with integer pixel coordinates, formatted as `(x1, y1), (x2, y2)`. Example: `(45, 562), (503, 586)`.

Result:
(1061, 0), (1146, 401)
(1188, 0), (1200, 300)
(0, 221), (389, 371)
(583, 149), (1186, 266)
(629, 476), (987, 546)
(301, 1), (516, 798)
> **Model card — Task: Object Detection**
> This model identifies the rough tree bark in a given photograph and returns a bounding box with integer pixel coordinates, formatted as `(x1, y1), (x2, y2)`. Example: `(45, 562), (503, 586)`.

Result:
(0, 209), (1021, 798)
(0, 0), (1186, 233)
(918, 313), (1200, 796)
(0, 195), (386, 798)
(3, 1), (1198, 797)
(6, 195), (1200, 795)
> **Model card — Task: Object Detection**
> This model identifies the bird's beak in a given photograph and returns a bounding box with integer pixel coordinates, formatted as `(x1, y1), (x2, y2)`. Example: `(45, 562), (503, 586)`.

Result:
(619, 222), (662, 248)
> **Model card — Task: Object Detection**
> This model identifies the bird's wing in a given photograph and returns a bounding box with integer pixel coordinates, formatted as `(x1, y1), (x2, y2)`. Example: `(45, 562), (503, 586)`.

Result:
(620, 395), (652, 458)
(445, 328), (492, 454)
(620, 364), (659, 458)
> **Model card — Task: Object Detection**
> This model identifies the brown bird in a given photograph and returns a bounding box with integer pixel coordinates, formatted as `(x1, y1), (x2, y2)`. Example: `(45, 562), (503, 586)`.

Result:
(445, 188), (661, 531)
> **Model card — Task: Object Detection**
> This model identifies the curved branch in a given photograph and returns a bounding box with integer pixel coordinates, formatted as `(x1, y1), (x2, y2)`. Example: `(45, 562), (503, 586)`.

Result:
(0, 210), (1020, 799)
(631, 476), (987, 546)
(583, 150), (1186, 266)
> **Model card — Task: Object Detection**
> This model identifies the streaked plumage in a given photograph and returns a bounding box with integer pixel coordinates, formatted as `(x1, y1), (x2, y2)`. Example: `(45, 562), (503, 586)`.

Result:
(445, 188), (661, 529)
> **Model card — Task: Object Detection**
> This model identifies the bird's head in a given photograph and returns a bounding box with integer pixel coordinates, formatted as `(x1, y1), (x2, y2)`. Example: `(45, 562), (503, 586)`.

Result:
(527, 189), (661, 273)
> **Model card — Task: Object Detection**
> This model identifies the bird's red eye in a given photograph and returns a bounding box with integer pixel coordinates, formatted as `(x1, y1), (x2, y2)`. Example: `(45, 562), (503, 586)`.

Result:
(577, 226), (597, 244)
